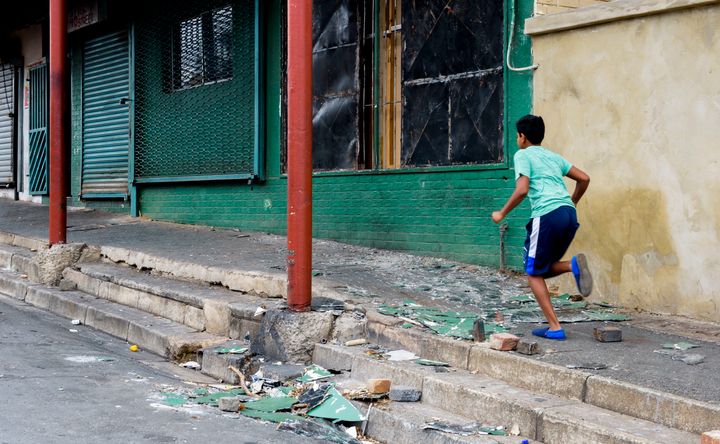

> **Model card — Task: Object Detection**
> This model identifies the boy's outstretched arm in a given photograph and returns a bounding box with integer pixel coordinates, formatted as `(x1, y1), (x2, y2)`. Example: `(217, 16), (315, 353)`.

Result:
(566, 166), (590, 205)
(492, 176), (529, 223)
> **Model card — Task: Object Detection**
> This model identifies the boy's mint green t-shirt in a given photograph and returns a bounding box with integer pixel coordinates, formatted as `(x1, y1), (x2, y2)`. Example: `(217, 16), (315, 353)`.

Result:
(513, 146), (575, 218)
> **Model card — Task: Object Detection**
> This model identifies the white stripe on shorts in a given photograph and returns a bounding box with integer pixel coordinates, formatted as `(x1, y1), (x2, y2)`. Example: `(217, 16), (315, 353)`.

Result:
(528, 217), (540, 259)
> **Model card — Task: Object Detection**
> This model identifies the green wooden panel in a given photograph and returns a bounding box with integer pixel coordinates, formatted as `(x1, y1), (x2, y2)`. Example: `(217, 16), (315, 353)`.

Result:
(28, 64), (48, 195)
(81, 31), (131, 197)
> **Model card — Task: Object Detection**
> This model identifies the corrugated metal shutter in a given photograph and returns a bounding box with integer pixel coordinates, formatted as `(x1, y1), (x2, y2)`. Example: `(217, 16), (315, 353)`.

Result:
(0, 64), (15, 184)
(81, 31), (130, 197)
(28, 64), (48, 195)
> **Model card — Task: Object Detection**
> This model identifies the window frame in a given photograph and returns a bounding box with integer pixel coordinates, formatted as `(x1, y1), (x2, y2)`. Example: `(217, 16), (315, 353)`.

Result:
(171, 4), (235, 92)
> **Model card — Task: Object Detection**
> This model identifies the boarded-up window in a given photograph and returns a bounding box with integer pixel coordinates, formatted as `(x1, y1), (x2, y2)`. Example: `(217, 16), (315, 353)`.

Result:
(401, 1), (504, 167)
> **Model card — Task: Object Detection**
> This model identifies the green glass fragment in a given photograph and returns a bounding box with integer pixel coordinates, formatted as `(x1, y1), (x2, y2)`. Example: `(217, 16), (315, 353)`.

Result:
(583, 310), (630, 321)
(195, 388), (247, 406)
(307, 387), (365, 422)
(244, 396), (298, 412)
(160, 393), (188, 407)
(662, 342), (699, 351)
(479, 427), (507, 436)
(240, 409), (305, 423)
(215, 347), (248, 354)
(296, 364), (333, 383)
(401, 323), (414, 329)
(509, 295), (535, 303)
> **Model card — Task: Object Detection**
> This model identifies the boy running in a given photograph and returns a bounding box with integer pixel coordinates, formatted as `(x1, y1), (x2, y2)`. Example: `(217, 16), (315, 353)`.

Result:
(492, 115), (592, 340)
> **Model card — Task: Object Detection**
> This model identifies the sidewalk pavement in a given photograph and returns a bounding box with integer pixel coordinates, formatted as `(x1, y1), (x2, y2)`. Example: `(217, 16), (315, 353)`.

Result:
(1, 199), (718, 405)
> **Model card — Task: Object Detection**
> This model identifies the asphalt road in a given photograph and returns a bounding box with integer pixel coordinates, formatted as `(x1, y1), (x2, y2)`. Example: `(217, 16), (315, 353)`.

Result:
(0, 294), (323, 444)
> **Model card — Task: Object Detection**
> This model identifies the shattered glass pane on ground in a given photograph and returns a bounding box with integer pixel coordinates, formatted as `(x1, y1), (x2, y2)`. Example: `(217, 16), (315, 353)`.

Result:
(377, 295), (629, 340)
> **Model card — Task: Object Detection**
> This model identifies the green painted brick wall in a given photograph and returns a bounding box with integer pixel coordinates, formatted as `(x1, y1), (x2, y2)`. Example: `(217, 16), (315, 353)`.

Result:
(139, 168), (530, 267)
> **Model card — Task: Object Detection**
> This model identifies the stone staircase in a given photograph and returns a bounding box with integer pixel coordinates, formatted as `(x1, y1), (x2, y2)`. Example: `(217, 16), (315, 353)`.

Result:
(0, 232), (716, 444)
(314, 343), (699, 444)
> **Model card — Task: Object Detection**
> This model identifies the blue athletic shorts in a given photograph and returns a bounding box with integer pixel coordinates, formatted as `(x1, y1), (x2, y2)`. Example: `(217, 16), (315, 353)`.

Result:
(523, 205), (579, 276)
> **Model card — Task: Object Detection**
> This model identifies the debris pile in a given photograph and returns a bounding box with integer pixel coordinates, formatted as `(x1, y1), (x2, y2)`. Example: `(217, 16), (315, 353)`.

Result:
(157, 364), (370, 444)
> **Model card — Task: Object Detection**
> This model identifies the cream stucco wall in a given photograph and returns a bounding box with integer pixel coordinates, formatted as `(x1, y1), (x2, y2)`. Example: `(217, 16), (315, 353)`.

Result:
(529, 2), (720, 321)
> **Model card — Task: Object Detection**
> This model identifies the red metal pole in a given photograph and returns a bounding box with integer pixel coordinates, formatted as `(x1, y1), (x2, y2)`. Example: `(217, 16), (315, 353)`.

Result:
(286, 0), (313, 312)
(49, 0), (68, 245)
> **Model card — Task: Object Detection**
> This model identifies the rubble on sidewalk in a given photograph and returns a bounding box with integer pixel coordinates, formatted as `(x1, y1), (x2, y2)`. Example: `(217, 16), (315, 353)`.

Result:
(155, 362), (371, 443)
(515, 339), (538, 355)
(376, 297), (629, 343)
(594, 326), (622, 342)
(489, 333), (519, 351)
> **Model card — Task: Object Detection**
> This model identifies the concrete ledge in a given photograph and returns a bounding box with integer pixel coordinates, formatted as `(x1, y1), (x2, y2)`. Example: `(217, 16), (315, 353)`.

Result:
(369, 322), (471, 369)
(585, 376), (720, 435)
(525, 0), (720, 36)
(24, 287), (89, 322)
(0, 271), (34, 300)
(312, 343), (354, 372)
(361, 400), (510, 444)
(423, 372), (572, 439)
(468, 345), (589, 401)
(10, 254), (39, 280)
(541, 403), (697, 444)
(100, 246), (287, 297)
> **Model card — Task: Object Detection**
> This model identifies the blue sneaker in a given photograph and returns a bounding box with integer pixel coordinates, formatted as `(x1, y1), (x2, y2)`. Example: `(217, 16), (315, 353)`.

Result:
(533, 327), (566, 341)
(532, 327), (550, 337)
(571, 254), (593, 297)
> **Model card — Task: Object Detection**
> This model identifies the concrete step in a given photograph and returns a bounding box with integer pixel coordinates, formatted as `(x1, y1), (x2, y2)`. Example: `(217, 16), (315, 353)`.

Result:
(355, 397), (535, 444)
(0, 269), (226, 359)
(314, 343), (699, 444)
(366, 313), (720, 435)
(0, 243), (39, 279)
(63, 261), (274, 339)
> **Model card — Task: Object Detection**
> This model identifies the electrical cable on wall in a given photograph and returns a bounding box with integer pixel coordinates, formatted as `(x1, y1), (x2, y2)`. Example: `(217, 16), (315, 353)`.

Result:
(507, 0), (539, 72)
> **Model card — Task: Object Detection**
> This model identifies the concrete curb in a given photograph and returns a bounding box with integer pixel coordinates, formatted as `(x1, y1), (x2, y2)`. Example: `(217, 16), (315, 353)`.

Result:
(314, 344), (698, 444)
(1, 272), (226, 359)
(364, 314), (720, 435)
(100, 245), (351, 302)
(357, 400), (514, 444)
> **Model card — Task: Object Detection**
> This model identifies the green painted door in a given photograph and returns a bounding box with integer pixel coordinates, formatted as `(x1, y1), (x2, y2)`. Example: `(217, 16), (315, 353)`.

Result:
(81, 31), (130, 198)
(28, 64), (48, 195)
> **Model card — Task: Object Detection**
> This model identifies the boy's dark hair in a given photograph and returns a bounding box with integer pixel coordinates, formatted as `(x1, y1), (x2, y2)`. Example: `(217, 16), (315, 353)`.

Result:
(516, 115), (545, 145)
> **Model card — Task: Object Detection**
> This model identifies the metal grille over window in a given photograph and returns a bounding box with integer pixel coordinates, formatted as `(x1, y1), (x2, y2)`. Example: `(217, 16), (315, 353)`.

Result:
(134, 0), (256, 181)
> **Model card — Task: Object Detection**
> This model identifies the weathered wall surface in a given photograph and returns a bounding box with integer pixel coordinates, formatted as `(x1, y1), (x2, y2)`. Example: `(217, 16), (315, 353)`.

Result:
(535, 0), (612, 16)
(529, 1), (720, 320)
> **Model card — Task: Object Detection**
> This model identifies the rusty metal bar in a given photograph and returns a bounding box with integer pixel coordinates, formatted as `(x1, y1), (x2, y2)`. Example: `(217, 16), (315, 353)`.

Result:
(49, 0), (68, 245)
(286, 0), (313, 311)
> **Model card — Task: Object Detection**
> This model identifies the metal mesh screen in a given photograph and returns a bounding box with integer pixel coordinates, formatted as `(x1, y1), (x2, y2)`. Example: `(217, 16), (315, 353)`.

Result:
(134, 0), (256, 180)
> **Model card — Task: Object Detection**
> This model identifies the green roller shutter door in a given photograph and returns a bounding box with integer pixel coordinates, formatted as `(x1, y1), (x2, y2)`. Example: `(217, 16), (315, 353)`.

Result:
(81, 31), (130, 198)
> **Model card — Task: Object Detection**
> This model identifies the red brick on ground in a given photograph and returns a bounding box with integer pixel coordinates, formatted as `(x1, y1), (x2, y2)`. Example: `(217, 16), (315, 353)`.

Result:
(702, 430), (720, 444)
(367, 379), (391, 394)
(490, 333), (520, 351)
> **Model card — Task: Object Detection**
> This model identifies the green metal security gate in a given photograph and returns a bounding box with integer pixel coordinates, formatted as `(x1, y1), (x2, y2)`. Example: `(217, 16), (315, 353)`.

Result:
(28, 64), (48, 195)
(81, 31), (131, 197)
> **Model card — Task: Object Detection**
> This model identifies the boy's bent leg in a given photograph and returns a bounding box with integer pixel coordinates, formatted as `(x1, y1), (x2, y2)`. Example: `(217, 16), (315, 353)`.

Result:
(528, 275), (561, 330)
(543, 260), (572, 279)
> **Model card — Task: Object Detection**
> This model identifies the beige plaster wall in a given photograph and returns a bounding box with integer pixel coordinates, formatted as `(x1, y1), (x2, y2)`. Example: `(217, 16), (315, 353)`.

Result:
(535, 0), (613, 16)
(530, 4), (720, 321)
